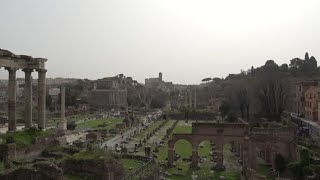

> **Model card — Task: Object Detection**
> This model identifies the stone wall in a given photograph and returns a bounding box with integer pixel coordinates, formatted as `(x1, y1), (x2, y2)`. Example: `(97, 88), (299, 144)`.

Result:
(0, 135), (58, 161)
(0, 143), (16, 161)
(16, 135), (58, 161)
(61, 158), (125, 180)
(166, 111), (217, 120)
(0, 162), (64, 180)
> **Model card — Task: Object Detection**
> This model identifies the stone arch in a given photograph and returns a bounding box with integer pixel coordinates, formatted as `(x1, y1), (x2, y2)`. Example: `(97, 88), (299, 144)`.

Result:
(173, 139), (192, 159)
(168, 134), (194, 166)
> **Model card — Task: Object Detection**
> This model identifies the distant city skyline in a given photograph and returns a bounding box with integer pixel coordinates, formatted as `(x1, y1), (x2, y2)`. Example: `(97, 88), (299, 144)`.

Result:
(1, 0), (320, 84)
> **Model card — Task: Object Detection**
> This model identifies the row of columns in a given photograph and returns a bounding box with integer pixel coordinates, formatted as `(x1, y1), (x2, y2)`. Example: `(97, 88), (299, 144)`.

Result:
(109, 90), (127, 107)
(233, 138), (257, 169)
(184, 90), (197, 108)
(4, 67), (47, 131)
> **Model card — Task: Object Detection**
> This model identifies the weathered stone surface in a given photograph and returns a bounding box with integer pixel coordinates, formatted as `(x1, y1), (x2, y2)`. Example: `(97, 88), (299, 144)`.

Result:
(0, 162), (64, 180)
(86, 132), (102, 142)
(0, 143), (16, 161)
(0, 49), (47, 131)
(61, 158), (125, 180)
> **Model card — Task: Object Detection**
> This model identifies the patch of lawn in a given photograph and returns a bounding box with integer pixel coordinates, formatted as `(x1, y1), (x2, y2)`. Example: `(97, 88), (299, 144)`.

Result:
(0, 161), (4, 172)
(0, 129), (49, 148)
(133, 120), (163, 141)
(198, 141), (211, 157)
(172, 125), (192, 134)
(174, 140), (192, 158)
(213, 171), (241, 180)
(120, 158), (141, 173)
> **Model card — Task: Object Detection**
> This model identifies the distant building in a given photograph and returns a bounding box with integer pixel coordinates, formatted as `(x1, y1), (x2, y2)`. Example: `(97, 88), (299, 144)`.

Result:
(88, 74), (129, 111)
(48, 87), (61, 103)
(210, 98), (224, 113)
(304, 86), (320, 123)
(145, 72), (173, 92)
(293, 80), (318, 116)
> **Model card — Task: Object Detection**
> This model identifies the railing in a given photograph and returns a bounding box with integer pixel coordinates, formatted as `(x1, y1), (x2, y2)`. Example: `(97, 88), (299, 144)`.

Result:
(121, 158), (158, 180)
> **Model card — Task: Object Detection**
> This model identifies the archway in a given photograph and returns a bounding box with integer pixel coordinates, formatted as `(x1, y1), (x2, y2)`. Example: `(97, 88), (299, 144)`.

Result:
(174, 139), (192, 161)
(222, 141), (242, 172)
(197, 140), (212, 175)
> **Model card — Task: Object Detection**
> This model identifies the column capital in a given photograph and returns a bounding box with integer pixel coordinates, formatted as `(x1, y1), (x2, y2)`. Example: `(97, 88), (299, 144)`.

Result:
(22, 68), (34, 73)
(36, 69), (47, 73)
(5, 67), (18, 72)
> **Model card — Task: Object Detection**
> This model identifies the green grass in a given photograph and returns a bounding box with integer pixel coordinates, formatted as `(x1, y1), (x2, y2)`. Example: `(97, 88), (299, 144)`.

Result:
(256, 164), (273, 180)
(213, 171), (241, 180)
(198, 141), (211, 157)
(175, 139), (192, 158)
(76, 118), (122, 130)
(120, 158), (142, 174)
(134, 121), (164, 140)
(0, 161), (4, 172)
(0, 129), (49, 148)
(172, 125), (192, 134)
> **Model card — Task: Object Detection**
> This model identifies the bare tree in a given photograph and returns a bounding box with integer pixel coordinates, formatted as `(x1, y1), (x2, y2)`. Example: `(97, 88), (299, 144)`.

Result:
(254, 72), (289, 121)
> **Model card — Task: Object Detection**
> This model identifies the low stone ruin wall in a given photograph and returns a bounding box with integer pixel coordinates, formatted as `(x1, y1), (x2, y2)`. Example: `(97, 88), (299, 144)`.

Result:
(0, 135), (58, 161)
(61, 158), (125, 180)
(166, 111), (217, 120)
(0, 162), (64, 180)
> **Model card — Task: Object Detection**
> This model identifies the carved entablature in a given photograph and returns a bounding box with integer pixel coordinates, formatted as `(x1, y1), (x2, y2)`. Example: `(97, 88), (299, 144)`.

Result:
(0, 49), (47, 70)
(250, 127), (295, 143)
(191, 123), (248, 137)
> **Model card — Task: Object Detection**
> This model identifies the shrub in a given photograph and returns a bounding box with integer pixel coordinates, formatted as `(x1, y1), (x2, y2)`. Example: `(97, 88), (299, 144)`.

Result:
(67, 121), (77, 130)
(5, 136), (14, 144)
(225, 112), (237, 122)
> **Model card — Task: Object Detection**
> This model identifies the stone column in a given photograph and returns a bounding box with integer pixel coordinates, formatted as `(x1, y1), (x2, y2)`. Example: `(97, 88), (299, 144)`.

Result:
(23, 69), (33, 128)
(184, 91), (188, 107)
(6, 68), (17, 132)
(59, 85), (67, 130)
(145, 146), (151, 157)
(249, 141), (257, 169)
(189, 91), (192, 108)
(242, 136), (252, 168)
(191, 149), (198, 167)
(240, 144), (243, 160)
(168, 148), (175, 165)
(265, 147), (271, 164)
(194, 91), (197, 108)
(37, 69), (46, 129)
(271, 152), (276, 169)
(236, 143), (241, 157)
(215, 141), (225, 170)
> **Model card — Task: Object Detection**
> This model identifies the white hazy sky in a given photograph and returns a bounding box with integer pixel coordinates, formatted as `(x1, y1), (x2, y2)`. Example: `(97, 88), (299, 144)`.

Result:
(0, 0), (320, 84)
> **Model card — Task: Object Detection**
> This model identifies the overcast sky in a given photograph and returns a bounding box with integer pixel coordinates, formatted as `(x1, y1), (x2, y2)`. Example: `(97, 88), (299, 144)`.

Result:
(0, 0), (320, 84)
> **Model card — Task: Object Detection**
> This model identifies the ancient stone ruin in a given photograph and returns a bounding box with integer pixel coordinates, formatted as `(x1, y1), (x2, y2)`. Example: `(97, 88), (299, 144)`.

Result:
(0, 49), (47, 130)
(168, 121), (297, 174)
